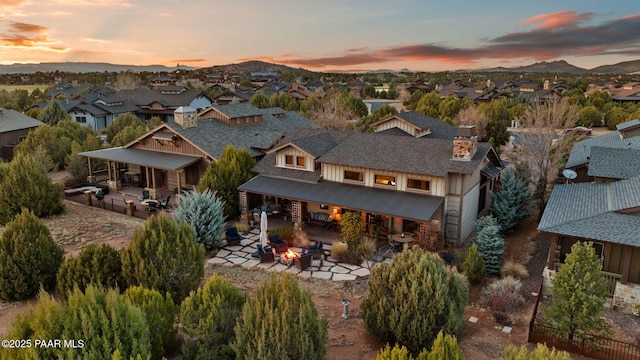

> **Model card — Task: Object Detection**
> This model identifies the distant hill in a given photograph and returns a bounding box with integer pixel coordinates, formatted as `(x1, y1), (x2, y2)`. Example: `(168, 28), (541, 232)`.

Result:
(479, 59), (640, 74)
(590, 59), (640, 74)
(0, 62), (194, 74)
(200, 60), (314, 76)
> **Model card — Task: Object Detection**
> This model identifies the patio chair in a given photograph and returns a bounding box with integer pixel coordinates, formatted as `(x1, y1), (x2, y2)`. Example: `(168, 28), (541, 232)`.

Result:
(294, 252), (313, 270)
(138, 190), (150, 202)
(269, 233), (288, 254)
(94, 189), (105, 203)
(256, 244), (274, 263)
(158, 196), (171, 209)
(306, 241), (324, 260)
(225, 227), (241, 246)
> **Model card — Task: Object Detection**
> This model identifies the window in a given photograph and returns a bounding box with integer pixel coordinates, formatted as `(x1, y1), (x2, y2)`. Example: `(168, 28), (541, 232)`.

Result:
(285, 155), (294, 165)
(296, 156), (305, 167)
(375, 175), (396, 186)
(76, 116), (87, 123)
(344, 170), (363, 182)
(407, 179), (430, 191)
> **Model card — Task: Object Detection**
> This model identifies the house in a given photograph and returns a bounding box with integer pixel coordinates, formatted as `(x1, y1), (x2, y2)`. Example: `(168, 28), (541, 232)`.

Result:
(538, 119), (640, 313)
(0, 108), (44, 161)
(79, 103), (316, 200)
(238, 111), (503, 244)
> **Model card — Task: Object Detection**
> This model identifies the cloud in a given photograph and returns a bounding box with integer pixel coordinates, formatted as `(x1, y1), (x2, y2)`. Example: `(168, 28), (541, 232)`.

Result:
(51, 0), (133, 6)
(0, 0), (28, 8)
(263, 12), (640, 69)
(0, 21), (68, 52)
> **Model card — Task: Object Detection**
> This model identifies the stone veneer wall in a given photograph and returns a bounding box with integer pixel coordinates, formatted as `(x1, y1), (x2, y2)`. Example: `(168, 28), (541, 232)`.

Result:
(541, 266), (555, 296)
(612, 282), (640, 313)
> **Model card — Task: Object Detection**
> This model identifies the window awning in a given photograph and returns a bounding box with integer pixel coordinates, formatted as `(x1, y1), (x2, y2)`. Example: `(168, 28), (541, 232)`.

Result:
(239, 175), (443, 222)
(79, 147), (201, 171)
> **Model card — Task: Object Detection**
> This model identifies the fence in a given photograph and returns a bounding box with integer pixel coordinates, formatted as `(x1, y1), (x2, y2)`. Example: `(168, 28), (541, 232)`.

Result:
(528, 278), (640, 360)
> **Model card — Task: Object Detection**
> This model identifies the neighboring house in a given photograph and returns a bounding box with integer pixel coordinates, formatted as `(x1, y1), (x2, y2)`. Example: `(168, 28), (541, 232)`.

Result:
(538, 119), (640, 313)
(79, 103), (316, 199)
(0, 107), (44, 161)
(239, 111), (503, 244)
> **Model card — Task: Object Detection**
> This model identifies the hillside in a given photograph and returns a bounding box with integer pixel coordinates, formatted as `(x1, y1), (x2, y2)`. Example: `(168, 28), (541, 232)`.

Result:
(200, 60), (314, 76)
(0, 62), (193, 74)
(590, 59), (640, 74)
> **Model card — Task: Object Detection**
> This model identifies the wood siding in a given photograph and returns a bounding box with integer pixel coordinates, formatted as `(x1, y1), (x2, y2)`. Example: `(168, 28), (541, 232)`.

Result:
(374, 119), (417, 136)
(0, 129), (31, 147)
(604, 244), (640, 284)
(460, 182), (480, 241)
(131, 131), (210, 158)
(276, 147), (315, 172)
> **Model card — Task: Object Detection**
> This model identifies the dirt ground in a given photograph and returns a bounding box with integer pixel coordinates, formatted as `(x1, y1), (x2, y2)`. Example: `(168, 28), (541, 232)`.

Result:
(1, 201), (636, 359)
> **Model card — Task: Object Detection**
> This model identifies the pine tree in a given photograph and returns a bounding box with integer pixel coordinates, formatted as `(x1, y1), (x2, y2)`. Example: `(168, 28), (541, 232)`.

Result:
(173, 189), (226, 250)
(233, 273), (328, 360)
(0, 209), (64, 300)
(375, 343), (429, 360)
(490, 168), (533, 233)
(57, 243), (124, 298)
(361, 247), (469, 354)
(38, 99), (68, 126)
(181, 275), (246, 360)
(427, 331), (464, 360)
(474, 216), (504, 276)
(460, 243), (486, 284)
(502, 343), (572, 359)
(542, 241), (612, 341)
(121, 212), (205, 303)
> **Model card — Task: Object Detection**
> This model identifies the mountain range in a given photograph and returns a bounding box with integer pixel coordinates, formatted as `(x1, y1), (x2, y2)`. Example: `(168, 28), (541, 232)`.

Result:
(1, 59), (639, 75)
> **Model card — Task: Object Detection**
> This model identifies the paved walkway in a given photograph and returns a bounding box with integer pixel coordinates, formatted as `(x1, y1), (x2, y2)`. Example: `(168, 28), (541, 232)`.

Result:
(207, 229), (390, 281)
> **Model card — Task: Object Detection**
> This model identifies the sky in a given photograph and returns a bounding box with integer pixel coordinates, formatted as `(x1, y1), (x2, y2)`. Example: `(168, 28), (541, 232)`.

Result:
(1, 0), (639, 72)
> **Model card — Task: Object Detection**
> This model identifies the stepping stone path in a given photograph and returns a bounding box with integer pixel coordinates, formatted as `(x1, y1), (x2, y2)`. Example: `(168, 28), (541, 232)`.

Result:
(206, 232), (382, 282)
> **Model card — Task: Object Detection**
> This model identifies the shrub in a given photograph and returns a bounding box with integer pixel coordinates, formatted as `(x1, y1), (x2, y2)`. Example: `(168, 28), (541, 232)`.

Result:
(57, 243), (124, 298)
(121, 212), (205, 303)
(0, 209), (64, 300)
(460, 243), (486, 284)
(502, 343), (572, 360)
(427, 331), (464, 360)
(269, 226), (295, 242)
(361, 247), (469, 353)
(180, 275), (246, 360)
(173, 189), (226, 251)
(483, 276), (525, 324)
(233, 273), (328, 360)
(124, 286), (178, 359)
(331, 241), (361, 264)
(234, 221), (249, 234)
(501, 260), (529, 279)
(474, 215), (504, 276)
(376, 343), (428, 360)
(0, 153), (65, 225)
(340, 211), (364, 251)
(490, 168), (532, 233)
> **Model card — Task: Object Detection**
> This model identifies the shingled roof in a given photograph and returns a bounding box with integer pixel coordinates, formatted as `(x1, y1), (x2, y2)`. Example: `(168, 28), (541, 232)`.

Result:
(566, 130), (640, 168)
(588, 147), (640, 179)
(0, 108), (43, 133)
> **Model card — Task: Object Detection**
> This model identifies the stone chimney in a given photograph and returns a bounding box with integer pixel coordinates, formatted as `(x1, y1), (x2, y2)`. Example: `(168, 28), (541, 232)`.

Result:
(543, 80), (550, 90)
(174, 106), (197, 128)
(452, 126), (477, 161)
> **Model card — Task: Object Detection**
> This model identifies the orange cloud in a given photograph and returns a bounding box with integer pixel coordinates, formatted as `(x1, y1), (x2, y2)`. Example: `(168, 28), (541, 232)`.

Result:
(0, 0), (27, 8)
(0, 21), (69, 53)
(521, 11), (595, 30)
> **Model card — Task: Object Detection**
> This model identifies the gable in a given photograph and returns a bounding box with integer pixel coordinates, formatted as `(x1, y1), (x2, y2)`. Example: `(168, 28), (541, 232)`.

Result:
(126, 124), (212, 159)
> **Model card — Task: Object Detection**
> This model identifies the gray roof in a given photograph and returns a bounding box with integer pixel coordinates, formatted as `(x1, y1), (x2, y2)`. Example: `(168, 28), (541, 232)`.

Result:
(251, 153), (323, 183)
(376, 111), (458, 140)
(118, 89), (208, 108)
(239, 175), (443, 222)
(79, 147), (201, 171)
(0, 108), (43, 133)
(616, 119), (640, 131)
(318, 133), (492, 177)
(538, 175), (640, 245)
(202, 102), (264, 118)
(588, 147), (640, 179)
(566, 131), (640, 168)
(167, 109), (316, 159)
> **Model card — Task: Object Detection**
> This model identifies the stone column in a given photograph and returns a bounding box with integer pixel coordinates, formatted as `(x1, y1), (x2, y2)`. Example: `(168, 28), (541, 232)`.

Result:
(125, 200), (136, 216)
(84, 190), (92, 206)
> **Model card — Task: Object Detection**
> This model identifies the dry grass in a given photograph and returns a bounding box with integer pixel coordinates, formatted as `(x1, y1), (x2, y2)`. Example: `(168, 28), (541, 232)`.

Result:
(501, 260), (529, 279)
(518, 233), (539, 264)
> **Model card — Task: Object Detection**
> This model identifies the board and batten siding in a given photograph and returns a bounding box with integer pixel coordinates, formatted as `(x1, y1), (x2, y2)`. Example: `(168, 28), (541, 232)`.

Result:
(374, 119), (418, 137)
(603, 243), (640, 284)
(275, 147), (315, 172)
(459, 182), (480, 242)
(131, 132), (210, 158)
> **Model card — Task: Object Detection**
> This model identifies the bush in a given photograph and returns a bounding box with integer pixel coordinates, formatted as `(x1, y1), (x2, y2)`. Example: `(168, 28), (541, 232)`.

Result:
(269, 226), (295, 242)
(502, 343), (571, 360)
(427, 331), (464, 360)
(340, 211), (363, 251)
(233, 273), (328, 360)
(361, 247), (469, 353)
(474, 216), (504, 276)
(0, 209), (64, 300)
(460, 243), (486, 284)
(121, 212), (205, 303)
(376, 344), (428, 360)
(57, 243), (124, 298)
(173, 189), (226, 251)
(124, 286), (178, 360)
(331, 241), (361, 264)
(0, 153), (65, 225)
(501, 260), (529, 279)
(483, 276), (525, 324)
(490, 168), (532, 234)
(180, 275), (247, 360)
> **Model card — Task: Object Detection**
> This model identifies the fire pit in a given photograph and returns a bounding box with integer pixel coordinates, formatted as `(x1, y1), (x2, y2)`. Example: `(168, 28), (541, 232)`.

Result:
(280, 249), (301, 266)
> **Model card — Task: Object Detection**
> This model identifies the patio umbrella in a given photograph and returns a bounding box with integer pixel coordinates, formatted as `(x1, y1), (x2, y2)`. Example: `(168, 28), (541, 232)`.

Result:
(260, 210), (269, 249)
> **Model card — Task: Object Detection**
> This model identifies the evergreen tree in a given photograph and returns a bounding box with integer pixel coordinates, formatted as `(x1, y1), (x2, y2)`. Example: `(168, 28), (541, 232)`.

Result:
(542, 241), (612, 341)
(361, 247), (469, 354)
(249, 92), (270, 108)
(38, 99), (68, 126)
(460, 243), (486, 284)
(173, 189), (226, 250)
(233, 273), (328, 360)
(473, 216), (504, 276)
(375, 344), (429, 360)
(181, 275), (246, 360)
(121, 212), (205, 303)
(502, 343), (571, 360)
(427, 331), (464, 360)
(103, 112), (144, 143)
(490, 168), (533, 233)
(110, 123), (146, 147)
(197, 145), (255, 220)
(57, 243), (124, 299)
(0, 209), (64, 300)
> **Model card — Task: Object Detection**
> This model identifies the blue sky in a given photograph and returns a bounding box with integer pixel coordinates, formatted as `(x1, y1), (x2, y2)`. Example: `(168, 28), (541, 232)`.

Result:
(1, 0), (638, 72)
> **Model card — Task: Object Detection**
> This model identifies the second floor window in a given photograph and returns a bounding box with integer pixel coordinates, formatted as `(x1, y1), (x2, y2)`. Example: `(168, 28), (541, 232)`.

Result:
(375, 175), (396, 186)
(296, 156), (305, 167)
(344, 170), (363, 182)
(407, 179), (430, 191)
(285, 155), (306, 168)
(285, 155), (294, 166)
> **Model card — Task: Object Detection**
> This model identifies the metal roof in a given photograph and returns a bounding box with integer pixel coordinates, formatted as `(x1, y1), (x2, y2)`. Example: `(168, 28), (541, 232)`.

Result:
(239, 175), (443, 222)
(79, 147), (201, 171)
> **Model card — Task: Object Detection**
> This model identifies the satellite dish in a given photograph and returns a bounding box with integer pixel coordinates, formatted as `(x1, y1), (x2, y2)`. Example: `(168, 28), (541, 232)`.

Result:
(562, 169), (577, 181)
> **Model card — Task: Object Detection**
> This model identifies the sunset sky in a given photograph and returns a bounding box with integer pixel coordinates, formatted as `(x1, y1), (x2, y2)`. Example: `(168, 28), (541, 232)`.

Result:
(1, 0), (639, 72)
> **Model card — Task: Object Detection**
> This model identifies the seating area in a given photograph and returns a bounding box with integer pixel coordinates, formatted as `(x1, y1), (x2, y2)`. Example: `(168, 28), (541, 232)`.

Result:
(305, 241), (324, 259)
(256, 244), (274, 263)
(269, 234), (288, 253)
(225, 227), (242, 246)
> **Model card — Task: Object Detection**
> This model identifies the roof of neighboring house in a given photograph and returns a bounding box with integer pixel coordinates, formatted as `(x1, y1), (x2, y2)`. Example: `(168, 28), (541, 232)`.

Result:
(118, 89), (208, 108)
(372, 111), (458, 140)
(78, 147), (201, 171)
(199, 102), (263, 119)
(588, 147), (640, 179)
(0, 108), (44, 133)
(251, 153), (323, 183)
(566, 130), (640, 168)
(538, 175), (640, 246)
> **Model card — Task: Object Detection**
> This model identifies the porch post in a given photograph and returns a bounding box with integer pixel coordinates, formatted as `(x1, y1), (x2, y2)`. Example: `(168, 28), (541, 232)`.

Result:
(547, 233), (558, 269)
(621, 247), (632, 284)
(86, 158), (95, 183)
(239, 191), (248, 215)
(107, 160), (112, 181)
